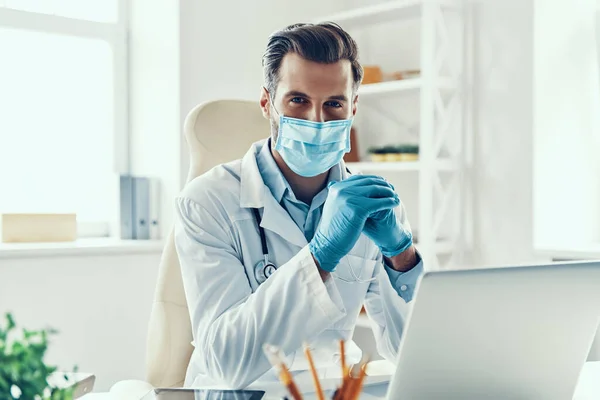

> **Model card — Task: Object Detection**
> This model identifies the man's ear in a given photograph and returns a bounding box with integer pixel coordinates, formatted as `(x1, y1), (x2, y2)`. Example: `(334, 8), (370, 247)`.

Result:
(259, 87), (271, 120)
(352, 94), (359, 117)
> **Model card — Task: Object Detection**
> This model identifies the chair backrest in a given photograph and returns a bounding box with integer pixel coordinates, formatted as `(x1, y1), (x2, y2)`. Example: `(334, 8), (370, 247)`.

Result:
(145, 99), (270, 388)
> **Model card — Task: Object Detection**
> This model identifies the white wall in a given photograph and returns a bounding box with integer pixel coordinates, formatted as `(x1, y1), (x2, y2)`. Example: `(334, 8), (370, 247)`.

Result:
(470, 0), (599, 360)
(0, 252), (161, 391)
(533, 0), (600, 248)
(469, 0), (542, 267)
(531, 0), (600, 360)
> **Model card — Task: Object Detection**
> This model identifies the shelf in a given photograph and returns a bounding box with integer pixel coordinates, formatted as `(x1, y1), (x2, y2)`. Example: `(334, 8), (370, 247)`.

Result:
(0, 238), (164, 259)
(318, 0), (459, 28)
(346, 160), (457, 172)
(318, 0), (423, 28)
(347, 161), (419, 171)
(358, 78), (457, 97)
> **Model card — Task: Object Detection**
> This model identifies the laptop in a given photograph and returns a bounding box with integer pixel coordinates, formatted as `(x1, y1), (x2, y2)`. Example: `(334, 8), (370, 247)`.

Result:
(382, 260), (600, 400)
(47, 371), (96, 399)
(142, 261), (600, 400)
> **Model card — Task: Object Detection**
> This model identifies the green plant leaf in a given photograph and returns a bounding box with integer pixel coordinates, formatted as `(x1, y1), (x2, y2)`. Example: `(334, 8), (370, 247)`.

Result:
(0, 313), (75, 400)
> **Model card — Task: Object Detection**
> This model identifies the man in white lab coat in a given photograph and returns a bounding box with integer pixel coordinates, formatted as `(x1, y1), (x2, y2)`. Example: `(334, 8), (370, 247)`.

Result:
(174, 22), (424, 389)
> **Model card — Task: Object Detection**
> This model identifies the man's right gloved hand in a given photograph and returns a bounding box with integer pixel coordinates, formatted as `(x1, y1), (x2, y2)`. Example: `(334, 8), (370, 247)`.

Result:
(309, 175), (400, 272)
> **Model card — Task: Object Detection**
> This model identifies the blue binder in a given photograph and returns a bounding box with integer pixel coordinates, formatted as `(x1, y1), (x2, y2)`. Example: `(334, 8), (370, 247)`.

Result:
(132, 177), (150, 240)
(119, 175), (134, 240)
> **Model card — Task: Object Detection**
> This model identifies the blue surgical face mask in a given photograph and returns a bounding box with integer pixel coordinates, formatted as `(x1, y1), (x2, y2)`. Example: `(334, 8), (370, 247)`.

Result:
(271, 105), (353, 177)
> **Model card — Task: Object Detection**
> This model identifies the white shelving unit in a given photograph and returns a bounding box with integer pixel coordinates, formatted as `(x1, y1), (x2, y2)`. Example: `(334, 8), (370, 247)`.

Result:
(319, 0), (468, 270)
(320, 0), (460, 28)
(346, 159), (457, 172)
(358, 77), (457, 96)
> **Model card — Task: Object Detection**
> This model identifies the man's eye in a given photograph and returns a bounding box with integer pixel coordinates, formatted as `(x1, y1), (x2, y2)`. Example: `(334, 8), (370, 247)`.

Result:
(326, 101), (343, 108)
(290, 97), (306, 104)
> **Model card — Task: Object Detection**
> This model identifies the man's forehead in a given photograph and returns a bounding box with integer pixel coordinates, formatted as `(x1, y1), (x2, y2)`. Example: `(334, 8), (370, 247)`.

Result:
(277, 53), (353, 96)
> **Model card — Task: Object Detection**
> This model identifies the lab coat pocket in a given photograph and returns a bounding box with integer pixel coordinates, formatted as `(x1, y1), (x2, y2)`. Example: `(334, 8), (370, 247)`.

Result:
(330, 255), (377, 330)
(334, 254), (377, 284)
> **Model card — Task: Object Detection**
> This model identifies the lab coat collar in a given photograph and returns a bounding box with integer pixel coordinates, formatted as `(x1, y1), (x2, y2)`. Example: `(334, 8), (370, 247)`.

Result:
(239, 140), (353, 248)
(240, 140), (352, 207)
(239, 139), (307, 248)
(340, 160), (351, 179)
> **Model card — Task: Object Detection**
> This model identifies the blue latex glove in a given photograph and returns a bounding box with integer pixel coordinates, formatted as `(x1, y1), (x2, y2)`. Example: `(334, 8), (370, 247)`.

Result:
(363, 185), (413, 258)
(309, 175), (400, 272)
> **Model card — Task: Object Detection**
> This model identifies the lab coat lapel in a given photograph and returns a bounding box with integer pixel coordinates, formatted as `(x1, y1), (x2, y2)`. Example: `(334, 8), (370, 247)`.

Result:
(239, 140), (307, 248)
(240, 142), (266, 209)
(340, 160), (352, 179)
(260, 187), (308, 248)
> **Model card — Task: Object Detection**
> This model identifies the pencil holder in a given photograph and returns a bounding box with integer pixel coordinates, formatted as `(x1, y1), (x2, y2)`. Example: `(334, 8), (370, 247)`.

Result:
(265, 341), (369, 400)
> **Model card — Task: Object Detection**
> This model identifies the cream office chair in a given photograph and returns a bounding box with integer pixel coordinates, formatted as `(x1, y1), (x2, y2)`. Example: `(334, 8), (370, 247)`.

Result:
(146, 99), (270, 388)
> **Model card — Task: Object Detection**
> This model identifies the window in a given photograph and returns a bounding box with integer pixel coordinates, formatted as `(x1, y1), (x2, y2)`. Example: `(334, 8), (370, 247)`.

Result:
(1, 0), (118, 23)
(0, 1), (128, 237)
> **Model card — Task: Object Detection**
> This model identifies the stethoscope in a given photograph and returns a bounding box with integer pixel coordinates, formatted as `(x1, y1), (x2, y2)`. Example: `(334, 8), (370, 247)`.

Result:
(251, 202), (377, 285)
(252, 208), (278, 283)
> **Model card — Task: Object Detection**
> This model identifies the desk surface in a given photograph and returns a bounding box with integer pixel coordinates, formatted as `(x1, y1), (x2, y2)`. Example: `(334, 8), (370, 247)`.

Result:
(83, 361), (600, 400)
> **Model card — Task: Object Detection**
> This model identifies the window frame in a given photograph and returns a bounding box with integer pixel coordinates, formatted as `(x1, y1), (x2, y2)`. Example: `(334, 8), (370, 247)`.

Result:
(0, 2), (130, 238)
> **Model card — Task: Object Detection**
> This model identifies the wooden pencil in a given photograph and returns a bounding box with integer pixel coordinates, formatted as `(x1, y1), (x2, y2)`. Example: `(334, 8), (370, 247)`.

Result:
(279, 363), (303, 400)
(303, 344), (325, 400)
(340, 340), (348, 377)
(334, 374), (350, 400)
(263, 344), (303, 400)
(342, 367), (358, 399)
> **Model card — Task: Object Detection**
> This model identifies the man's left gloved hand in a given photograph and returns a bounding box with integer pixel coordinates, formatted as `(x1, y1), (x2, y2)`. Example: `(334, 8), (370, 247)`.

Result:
(362, 180), (413, 258)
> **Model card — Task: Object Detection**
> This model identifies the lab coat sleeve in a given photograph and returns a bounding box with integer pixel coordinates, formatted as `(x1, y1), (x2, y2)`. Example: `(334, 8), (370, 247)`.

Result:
(174, 197), (346, 389)
(382, 200), (423, 301)
(362, 201), (424, 362)
(383, 256), (424, 301)
(362, 260), (412, 364)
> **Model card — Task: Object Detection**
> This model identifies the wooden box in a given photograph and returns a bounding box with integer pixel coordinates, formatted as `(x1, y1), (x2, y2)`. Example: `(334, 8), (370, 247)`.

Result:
(1, 213), (77, 243)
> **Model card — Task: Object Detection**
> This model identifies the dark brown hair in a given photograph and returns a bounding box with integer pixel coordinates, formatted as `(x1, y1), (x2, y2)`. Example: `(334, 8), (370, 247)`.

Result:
(262, 22), (363, 96)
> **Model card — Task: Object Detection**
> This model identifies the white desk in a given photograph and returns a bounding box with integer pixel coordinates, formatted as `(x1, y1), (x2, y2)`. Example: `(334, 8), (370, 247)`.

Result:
(82, 361), (600, 400)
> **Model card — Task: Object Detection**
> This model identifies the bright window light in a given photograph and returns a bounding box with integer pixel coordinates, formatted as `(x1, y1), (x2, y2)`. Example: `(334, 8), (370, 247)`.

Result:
(0, 0), (129, 237)
(0, 27), (115, 227)
(2, 0), (118, 23)
(0, 1), (127, 238)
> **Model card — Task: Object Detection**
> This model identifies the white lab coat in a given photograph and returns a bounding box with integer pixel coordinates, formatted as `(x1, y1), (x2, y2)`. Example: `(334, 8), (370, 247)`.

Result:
(174, 140), (415, 389)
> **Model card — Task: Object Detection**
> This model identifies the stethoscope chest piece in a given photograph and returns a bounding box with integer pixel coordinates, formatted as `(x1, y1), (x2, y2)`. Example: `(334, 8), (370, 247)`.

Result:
(254, 256), (277, 284)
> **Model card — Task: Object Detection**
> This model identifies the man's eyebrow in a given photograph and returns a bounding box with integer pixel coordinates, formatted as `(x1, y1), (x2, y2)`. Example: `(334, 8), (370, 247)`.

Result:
(328, 94), (348, 101)
(284, 90), (310, 98)
(282, 91), (349, 101)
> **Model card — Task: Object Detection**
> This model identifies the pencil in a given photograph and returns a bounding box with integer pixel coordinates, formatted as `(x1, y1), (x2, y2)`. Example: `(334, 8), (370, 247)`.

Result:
(336, 373), (353, 400)
(279, 364), (303, 400)
(340, 340), (348, 377)
(303, 344), (325, 400)
(263, 344), (303, 400)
